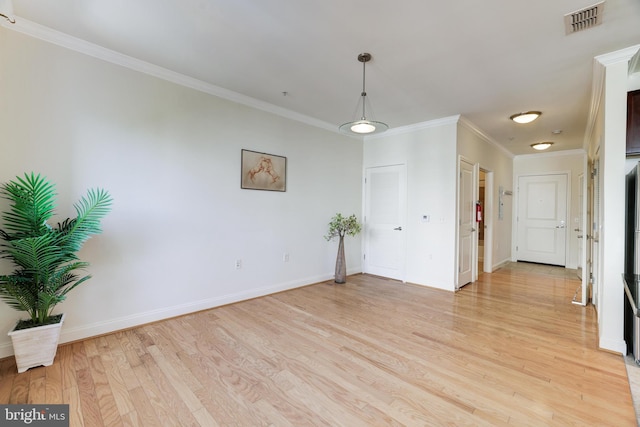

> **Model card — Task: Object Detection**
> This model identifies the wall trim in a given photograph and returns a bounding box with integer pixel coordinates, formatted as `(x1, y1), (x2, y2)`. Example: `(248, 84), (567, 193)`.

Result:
(599, 337), (626, 355)
(585, 44), (640, 158)
(458, 116), (515, 159)
(364, 115), (461, 140)
(0, 271), (354, 359)
(515, 149), (586, 161)
(595, 44), (640, 67)
(4, 17), (338, 135)
(493, 258), (512, 271)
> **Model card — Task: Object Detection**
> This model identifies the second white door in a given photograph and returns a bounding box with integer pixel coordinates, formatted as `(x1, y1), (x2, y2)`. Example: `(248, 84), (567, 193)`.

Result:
(363, 165), (406, 281)
(458, 159), (475, 288)
(516, 174), (568, 266)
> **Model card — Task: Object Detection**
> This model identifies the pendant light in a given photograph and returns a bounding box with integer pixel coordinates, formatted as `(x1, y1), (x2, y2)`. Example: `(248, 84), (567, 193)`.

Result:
(339, 53), (388, 136)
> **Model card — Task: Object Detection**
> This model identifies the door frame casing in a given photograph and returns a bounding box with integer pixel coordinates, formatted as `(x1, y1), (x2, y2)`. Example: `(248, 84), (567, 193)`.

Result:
(456, 156), (478, 289)
(481, 169), (494, 274)
(577, 166), (589, 306)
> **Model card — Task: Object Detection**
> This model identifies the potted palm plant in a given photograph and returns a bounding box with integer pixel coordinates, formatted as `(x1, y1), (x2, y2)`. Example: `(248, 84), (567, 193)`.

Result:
(0, 172), (112, 373)
(324, 213), (362, 283)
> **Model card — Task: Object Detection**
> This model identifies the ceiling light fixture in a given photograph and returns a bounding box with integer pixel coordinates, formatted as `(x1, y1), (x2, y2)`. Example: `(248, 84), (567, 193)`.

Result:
(0, 0), (15, 23)
(339, 53), (388, 136)
(510, 111), (542, 124)
(531, 142), (554, 151)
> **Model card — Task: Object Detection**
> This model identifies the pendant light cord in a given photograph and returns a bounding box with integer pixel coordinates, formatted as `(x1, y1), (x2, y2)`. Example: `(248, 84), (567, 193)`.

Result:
(360, 59), (367, 120)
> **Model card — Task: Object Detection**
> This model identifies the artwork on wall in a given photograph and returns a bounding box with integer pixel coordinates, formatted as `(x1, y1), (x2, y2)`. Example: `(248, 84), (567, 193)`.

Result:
(241, 149), (287, 192)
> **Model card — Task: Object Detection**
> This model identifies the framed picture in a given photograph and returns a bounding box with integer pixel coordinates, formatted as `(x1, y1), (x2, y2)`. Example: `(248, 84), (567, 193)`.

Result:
(241, 149), (287, 192)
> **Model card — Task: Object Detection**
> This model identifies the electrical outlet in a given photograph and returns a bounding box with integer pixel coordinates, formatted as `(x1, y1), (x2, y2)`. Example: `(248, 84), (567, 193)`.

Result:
(235, 259), (242, 269)
(283, 253), (290, 262)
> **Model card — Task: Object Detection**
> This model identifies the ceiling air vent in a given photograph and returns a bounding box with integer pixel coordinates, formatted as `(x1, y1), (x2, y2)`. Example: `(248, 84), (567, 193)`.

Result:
(564, 1), (605, 35)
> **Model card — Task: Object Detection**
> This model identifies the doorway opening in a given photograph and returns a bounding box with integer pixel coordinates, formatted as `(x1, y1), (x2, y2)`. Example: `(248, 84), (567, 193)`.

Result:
(478, 170), (486, 275)
(457, 160), (494, 289)
(478, 169), (493, 275)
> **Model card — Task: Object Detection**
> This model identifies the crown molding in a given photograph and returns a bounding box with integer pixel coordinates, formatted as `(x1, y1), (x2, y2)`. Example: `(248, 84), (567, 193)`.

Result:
(457, 116), (515, 158)
(514, 148), (586, 161)
(594, 44), (640, 67)
(364, 115), (460, 140)
(4, 17), (338, 134)
(584, 44), (640, 157)
(366, 115), (516, 160)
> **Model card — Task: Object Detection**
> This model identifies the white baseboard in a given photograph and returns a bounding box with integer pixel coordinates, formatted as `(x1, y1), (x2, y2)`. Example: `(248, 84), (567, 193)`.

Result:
(492, 258), (512, 271)
(599, 336), (627, 355)
(0, 272), (340, 359)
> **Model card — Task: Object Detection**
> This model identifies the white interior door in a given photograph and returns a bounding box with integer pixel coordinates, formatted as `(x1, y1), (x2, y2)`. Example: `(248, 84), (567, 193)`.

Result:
(573, 172), (589, 306)
(577, 173), (584, 280)
(458, 159), (475, 288)
(364, 165), (406, 281)
(591, 159), (600, 309)
(516, 174), (568, 266)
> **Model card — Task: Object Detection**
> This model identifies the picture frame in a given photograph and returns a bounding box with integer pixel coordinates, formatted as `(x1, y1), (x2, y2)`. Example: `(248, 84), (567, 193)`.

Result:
(241, 149), (287, 192)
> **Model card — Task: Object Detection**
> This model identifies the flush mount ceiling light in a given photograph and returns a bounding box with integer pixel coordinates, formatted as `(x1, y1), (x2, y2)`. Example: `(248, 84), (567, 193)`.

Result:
(510, 111), (542, 124)
(339, 53), (388, 136)
(0, 0), (15, 23)
(531, 142), (554, 151)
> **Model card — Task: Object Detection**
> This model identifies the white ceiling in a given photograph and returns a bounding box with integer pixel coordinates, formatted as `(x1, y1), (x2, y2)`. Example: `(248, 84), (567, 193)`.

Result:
(8, 0), (640, 155)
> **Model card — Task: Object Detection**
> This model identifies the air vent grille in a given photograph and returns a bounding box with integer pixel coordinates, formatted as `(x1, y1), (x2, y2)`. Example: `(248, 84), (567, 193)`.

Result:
(564, 1), (605, 34)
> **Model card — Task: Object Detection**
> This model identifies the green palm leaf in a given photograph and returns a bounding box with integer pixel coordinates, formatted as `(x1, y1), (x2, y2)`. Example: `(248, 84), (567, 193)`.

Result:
(0, 173), (111, 325)
(0, 276), (38, 317)
(0, 173), (55, 237)
(58, 188), (112, 252)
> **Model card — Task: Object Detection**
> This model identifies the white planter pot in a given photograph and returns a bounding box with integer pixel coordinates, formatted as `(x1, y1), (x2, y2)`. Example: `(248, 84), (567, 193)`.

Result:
(7, 314), (65, 373)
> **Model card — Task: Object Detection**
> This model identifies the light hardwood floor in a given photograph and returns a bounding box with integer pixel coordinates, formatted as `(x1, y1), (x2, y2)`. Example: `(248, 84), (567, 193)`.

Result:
(0, 263), (636, 426)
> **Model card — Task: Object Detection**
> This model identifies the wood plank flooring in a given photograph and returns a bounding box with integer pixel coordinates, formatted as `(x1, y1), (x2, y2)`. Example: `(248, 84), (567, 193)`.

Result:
(0, 263), (636, 426)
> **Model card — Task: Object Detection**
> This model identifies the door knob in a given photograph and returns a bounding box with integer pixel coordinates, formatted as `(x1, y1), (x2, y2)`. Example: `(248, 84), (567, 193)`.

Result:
(393, 226), (402, 231)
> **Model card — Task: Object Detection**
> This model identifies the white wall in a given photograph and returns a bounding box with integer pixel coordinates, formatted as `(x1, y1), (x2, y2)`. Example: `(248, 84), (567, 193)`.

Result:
(362, 116), (514, 290)
(585, 45), (640, 354)
(363, 119), (458, 290)
(457, 120), (514, 270)
(597, 58), (628, 353)
(513, 150), (586, 269)
(0, 28), (363, 357)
